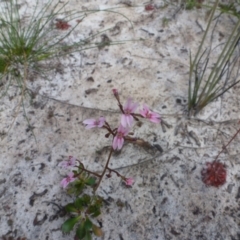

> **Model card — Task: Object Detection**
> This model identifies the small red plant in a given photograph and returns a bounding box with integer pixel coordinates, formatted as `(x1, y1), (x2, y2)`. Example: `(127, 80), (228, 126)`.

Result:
(55, 20), (71, 30)
(201, 161), (226, 187)
(145, 4), (155, 11)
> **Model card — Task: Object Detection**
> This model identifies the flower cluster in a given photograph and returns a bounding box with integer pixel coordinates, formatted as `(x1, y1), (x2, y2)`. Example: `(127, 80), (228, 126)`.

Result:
(59, 90), (160, 190)
(83, 89), (161, 151)
(59, 156), (134, 189)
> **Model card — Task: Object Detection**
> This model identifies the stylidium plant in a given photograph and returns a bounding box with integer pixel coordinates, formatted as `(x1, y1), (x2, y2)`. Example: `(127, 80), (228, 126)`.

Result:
(59, 89), (161, 239)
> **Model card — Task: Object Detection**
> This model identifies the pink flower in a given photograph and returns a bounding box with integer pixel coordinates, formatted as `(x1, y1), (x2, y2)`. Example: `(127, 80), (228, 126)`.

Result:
(140, 104), (160, 123)
(83, 117), (105, 129)
(60, 172), (76, 188)
(121, 98), (138, 127)
(125, 177), (134, 186)
(58, 156), (76, 168)
(112, 124), (130, 150)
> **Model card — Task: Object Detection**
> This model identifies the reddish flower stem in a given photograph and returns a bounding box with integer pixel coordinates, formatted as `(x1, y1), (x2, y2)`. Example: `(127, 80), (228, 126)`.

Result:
(76, 160), (101, 178)
(107, 167), (123, 178)
(113, 91), (124, 113)
(214, 126), (240, 161)
(102, 124), (115, 136)
(94, 148), (114, 193)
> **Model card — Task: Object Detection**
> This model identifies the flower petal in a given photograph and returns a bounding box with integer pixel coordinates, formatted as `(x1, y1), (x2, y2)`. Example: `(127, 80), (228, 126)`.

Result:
(97, 117), (105, 127)
(130, 102), (139, 112)
(83, 119), (95, 124)
(117, 137), (124, 150)
(58, 161), (68, 168)
(150, 117), (160, 123)
(60, 178), (68, 188)
(126, 115), (133, 127)
(113, 136), (120, 150)
(124, 98), (132, 110)
(121, 115), (128, 128)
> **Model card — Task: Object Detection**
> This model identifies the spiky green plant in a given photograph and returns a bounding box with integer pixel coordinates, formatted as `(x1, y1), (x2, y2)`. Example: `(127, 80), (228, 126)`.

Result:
(188, 0), (240, 116)
(0, 0), (132, 91)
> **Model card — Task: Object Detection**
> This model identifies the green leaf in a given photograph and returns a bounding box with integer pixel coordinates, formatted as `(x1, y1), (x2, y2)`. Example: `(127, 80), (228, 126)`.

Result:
(85, 177), (96, 186)
(62, 217), (80, 233)
(81, 194), (91, 205)
(64, 203), (78, 213)
(92, 224), (103, 237)
(84, 218), (92, 231)
(92, 209), (101, 217)
(67, 180), (86, 196)
(84, 230), (92, 240)
(74, 198), (84, 210)
(88, 205), (101, 218)
(76, 221), (86, 239)
(74, 181), (86, 195)
(73, 170), (78, 175)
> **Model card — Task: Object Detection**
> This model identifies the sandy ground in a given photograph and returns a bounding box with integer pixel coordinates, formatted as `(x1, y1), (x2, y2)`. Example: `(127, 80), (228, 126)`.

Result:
(1, 0), (240, 239)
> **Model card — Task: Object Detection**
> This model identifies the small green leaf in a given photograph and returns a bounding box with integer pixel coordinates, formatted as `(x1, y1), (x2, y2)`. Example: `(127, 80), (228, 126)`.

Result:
(74, 198), (84, 209)
(73, 170), (78, 175)
(81, 194), (91, 205)
(85, 177), (96, 186)
(62, 217), (80, 233)
(80, 171), (87, 179)
(84, 218), (92, 231)
(84, 230), (92, 240)
(64, 203), (78, 213)
(92, 209), (101, 218)
(88, 203), (101, 218)
(76, 221), (86, 239)
(68, 180), (85, 196)
(74, 181), (85, 194)
(92, 224), (103, 237)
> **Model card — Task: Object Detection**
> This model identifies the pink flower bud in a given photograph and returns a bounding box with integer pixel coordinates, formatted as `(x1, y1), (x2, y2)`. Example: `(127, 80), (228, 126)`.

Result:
(125, 177), (134, 186)
(112, 89), (118, 96)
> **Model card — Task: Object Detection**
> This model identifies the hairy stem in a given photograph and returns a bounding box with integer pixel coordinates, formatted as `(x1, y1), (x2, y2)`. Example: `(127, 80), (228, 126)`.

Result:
(215, 126), (240, 161)
(94, 148), (114, 193)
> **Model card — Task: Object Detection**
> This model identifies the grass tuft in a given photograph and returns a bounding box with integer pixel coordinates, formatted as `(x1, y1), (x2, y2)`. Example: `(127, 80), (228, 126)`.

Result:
(188, 0), (240, 116)
(0, 0), (134, 140)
